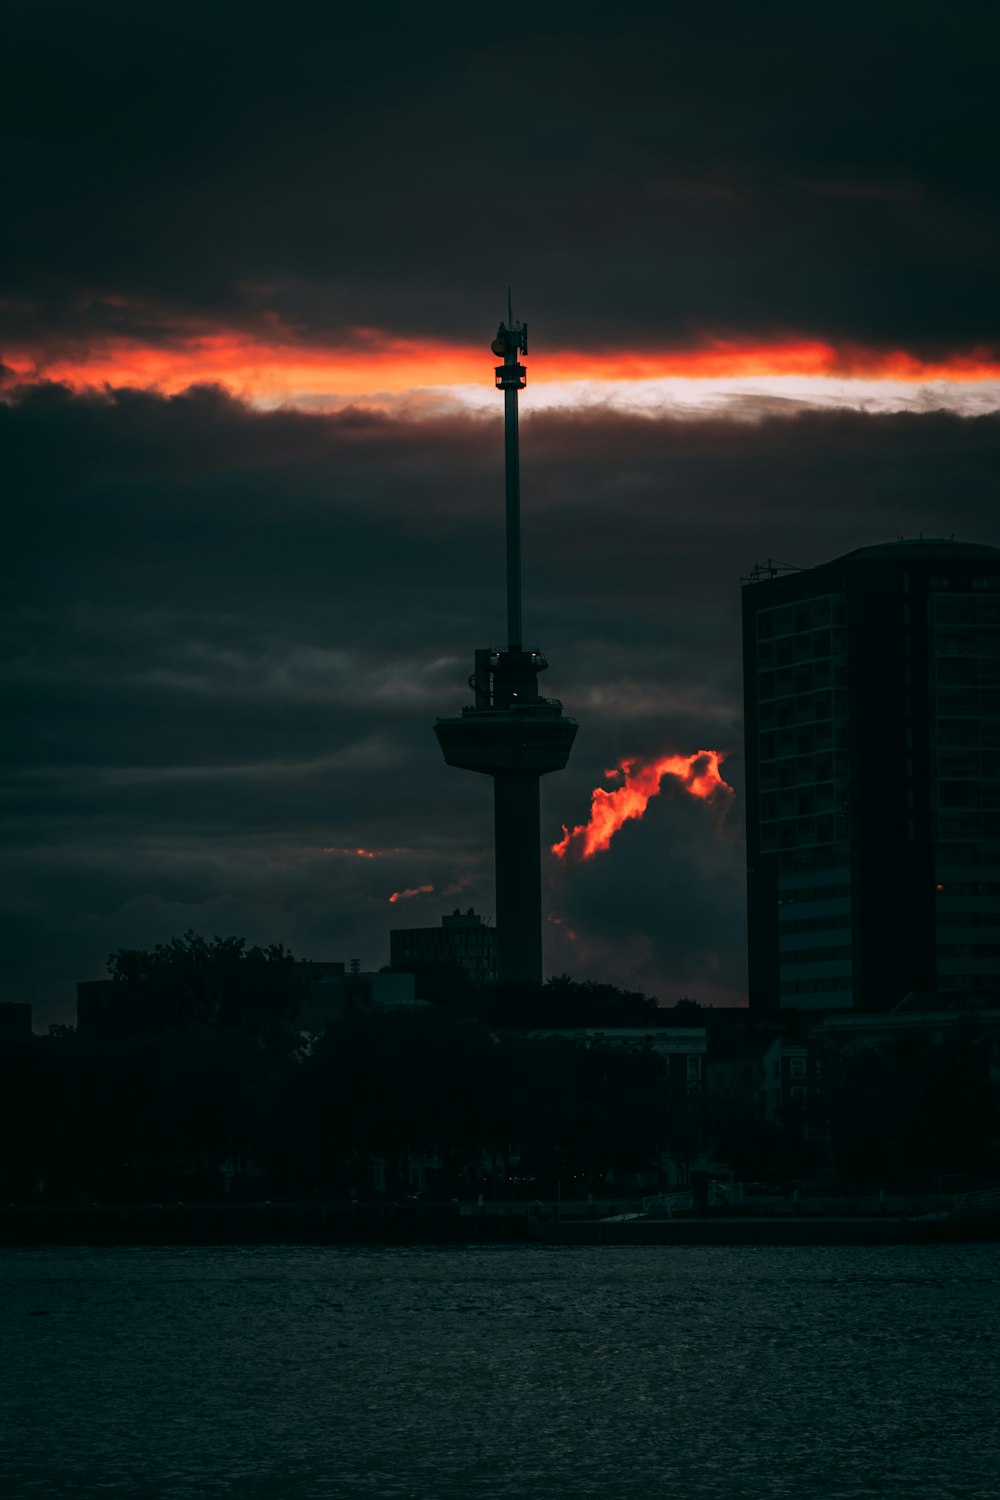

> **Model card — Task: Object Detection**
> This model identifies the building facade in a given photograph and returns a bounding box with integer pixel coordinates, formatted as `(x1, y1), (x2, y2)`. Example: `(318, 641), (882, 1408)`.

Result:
(295, 964), (419, 1033)
(390, 908), (498, 987)
(743, 540), (1000, 1010)
(0, 1002), (32, 1041)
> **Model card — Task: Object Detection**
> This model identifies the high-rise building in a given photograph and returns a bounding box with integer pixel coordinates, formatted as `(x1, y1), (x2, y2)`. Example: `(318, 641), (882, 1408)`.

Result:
(435, 314), (577, 981)
(742, 539), (1000, 1011)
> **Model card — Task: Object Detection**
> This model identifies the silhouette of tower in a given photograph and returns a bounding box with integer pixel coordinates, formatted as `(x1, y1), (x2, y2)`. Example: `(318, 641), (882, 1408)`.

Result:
(435, 312), (578, 981)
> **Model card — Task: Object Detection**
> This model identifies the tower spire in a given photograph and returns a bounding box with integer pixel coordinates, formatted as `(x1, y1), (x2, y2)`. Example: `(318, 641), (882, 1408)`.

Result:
(490, 307), (528, 652)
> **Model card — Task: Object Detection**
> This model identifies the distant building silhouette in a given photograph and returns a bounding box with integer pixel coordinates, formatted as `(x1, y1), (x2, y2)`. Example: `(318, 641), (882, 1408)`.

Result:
(295, 964), (419, 1032)
(519, 1024), (708, 1184)
(390, 907), (497, 986)
(743, 539), (1000, 1010)
(78, 961), (417, 1036)
(0, 1002), (32, 1041)
(435, 314), (577, 981)
(76, 979), (115, 1033)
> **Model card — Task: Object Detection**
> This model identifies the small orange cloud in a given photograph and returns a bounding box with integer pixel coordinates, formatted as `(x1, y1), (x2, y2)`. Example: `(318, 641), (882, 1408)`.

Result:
(320, 845), (417, 860)
(388, 884), (435, 904)
(546, 911), (579, 942)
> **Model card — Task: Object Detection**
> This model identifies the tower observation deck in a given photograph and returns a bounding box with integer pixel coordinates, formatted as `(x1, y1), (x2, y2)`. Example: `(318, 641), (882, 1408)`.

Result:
(434, 313), (578, 981)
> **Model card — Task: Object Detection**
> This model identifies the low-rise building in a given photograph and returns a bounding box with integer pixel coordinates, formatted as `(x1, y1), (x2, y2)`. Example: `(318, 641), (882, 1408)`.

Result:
(296, 965), (420, 1033)
(760, 1036), (817, 1123)
(77, 962), (419, 1037)
(390, 908), (497, 986)
(0, 1002), (32, 1042)
(525, 1025), (709, 1174)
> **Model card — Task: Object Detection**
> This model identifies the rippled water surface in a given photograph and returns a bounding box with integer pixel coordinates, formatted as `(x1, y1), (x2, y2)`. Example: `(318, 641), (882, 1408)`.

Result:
(2, 1243), (999, 1498)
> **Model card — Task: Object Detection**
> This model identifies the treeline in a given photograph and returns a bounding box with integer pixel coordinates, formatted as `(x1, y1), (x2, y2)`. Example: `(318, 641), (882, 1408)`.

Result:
(1, 1008), (677, 1204)
(1, 933), (997, 1201)
(1, 933), (687, 1201)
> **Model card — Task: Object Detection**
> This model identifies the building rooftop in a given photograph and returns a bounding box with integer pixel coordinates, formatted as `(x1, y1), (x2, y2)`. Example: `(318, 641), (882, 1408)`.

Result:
(833, 538), (1000, 564)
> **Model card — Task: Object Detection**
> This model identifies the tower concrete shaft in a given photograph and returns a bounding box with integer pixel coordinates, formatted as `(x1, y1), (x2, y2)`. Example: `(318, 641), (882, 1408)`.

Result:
(434, 313), (577, 982)
(494, 769), (542, 980)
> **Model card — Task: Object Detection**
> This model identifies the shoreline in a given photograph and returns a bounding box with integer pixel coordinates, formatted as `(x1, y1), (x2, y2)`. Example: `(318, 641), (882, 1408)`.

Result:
(2, 1203), (997, 1248)
(530, 1215), (1000, 1246)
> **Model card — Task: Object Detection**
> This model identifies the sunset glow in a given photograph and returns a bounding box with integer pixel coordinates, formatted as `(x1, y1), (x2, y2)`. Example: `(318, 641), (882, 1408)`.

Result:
(5, 325), (1000, 418)
(553, 751), (733, 861)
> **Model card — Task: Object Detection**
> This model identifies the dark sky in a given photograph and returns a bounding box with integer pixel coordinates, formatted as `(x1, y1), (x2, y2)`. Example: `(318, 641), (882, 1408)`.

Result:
(3, 2), (1000, 1025)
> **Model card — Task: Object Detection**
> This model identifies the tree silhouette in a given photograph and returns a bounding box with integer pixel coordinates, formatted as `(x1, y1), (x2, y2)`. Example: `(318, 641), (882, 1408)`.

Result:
(104, 930), (303, 1049)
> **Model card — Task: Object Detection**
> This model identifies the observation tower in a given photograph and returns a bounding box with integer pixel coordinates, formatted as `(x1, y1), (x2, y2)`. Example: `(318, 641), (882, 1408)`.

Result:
(434, 312), (578, 981)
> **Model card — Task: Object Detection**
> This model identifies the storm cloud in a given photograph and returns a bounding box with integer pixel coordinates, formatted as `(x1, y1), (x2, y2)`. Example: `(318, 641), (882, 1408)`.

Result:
(3, 2), (1000, 358)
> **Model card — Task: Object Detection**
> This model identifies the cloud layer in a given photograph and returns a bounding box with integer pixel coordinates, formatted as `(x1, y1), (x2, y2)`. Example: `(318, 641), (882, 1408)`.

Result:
(3, 3), (1000, 361)
(3, 382), (999, 1023)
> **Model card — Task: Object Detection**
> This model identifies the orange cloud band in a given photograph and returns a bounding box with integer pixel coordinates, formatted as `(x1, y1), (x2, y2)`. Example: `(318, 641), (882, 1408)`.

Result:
(5, 330), (1000, 401)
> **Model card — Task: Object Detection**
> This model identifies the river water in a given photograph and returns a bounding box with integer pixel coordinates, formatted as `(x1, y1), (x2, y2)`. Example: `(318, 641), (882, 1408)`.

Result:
(2, 1243), (998, 1499)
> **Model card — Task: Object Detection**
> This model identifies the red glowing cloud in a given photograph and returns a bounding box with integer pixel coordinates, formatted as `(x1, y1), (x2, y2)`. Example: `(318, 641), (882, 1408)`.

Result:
(553, 751), (733, 861)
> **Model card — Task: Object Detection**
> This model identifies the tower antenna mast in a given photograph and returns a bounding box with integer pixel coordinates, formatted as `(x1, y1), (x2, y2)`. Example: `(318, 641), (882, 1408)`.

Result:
(491, 301), (528, 651)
